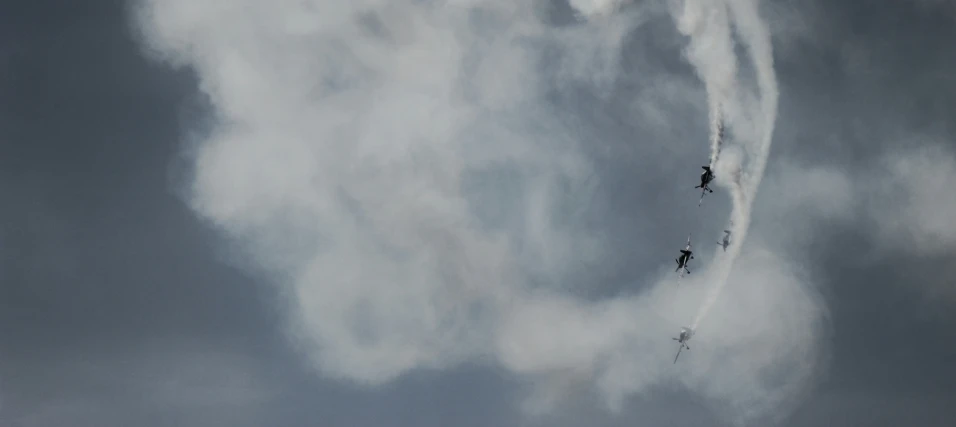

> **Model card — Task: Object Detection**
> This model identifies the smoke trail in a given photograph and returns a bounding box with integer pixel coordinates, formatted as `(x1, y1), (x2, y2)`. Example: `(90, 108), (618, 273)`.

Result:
(670, 0), (737, 168)
(693, 156), (746, 329)
(728, 0), (780, 198)
(672, 0), (779, 329)
(708, 103), (723, 167)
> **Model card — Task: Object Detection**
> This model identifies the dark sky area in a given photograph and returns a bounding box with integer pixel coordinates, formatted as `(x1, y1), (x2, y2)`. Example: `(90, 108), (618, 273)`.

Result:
(0, 0), (954, 426)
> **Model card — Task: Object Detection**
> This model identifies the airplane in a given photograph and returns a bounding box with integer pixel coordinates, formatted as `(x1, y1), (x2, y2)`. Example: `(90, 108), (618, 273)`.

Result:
(675, 235), (693, 278)
(695, 166), (715, 206)
(672, 326), (694, 363)
(718, 229), (731, 251)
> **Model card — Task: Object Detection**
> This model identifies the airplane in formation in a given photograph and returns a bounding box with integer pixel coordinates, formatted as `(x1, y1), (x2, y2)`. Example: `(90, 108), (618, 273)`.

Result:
(672, 326), (694, 363)
(718, 229), (731, 251)
(696, 166), (715, 206)
(675, 235), (693, 278)
(671, 121), (726, 362)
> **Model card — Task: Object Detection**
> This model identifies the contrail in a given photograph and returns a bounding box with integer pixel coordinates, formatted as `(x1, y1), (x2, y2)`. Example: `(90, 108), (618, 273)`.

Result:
(672, 0), (779, 329)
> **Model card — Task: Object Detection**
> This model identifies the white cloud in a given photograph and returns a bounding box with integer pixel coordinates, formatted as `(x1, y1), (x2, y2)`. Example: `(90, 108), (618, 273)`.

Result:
(134, 0), (829, 424)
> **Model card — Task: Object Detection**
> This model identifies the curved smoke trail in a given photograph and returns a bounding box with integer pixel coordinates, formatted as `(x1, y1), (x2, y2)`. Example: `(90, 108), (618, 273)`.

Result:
(728, 0), (780, 198)
(674, 0), (779, 329)
(708, 104), (723, 167)
(671, 0), (737, 169)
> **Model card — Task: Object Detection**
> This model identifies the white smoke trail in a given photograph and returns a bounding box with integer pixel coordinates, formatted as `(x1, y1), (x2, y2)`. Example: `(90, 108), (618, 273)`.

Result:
(670, 0), (738, 168)
(671, 0), (779, 329)
(693, 153), (747, 329)
(708, 104), (723, 166)
(728, 0), (780, 197)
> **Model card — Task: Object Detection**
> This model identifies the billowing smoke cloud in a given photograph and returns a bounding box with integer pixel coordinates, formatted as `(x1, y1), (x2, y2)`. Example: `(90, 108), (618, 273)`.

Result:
(134, 0), (828, 424)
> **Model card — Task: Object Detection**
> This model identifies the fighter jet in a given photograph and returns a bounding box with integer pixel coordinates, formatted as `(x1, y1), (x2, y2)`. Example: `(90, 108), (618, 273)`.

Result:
(718, 229), (731, 252)
(696, 166), (715, 206)
(672, 326), (694, 363)
(675, 235), (693, 278)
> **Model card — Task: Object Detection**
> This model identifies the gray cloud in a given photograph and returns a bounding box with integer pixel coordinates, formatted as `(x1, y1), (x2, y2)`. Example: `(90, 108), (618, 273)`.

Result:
(872, 143), (956, 254)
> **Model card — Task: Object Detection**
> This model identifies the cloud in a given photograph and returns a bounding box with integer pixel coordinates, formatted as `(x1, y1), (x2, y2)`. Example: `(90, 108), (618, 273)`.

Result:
(875, 144), (956, 303)
(567, 0), (628, 17)
(133, 0), (830, 424)
(680, 246), (830, 423)
(756, 162), (856, 227)
(873, 143), (956, 253)
(750, 135), (956, 307)
(758, 138), (956, 256)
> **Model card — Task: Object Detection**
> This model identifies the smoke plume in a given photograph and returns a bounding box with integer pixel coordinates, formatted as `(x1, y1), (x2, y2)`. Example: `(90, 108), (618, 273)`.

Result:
(134, 0), (827, 424)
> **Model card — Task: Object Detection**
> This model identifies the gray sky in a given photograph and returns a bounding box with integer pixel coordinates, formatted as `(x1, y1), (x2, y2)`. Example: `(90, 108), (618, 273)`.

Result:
(1, 0), (955, 426)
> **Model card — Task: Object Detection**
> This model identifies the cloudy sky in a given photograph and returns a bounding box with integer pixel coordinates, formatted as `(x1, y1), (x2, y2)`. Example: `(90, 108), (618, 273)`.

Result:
(2, 0), (955, 426)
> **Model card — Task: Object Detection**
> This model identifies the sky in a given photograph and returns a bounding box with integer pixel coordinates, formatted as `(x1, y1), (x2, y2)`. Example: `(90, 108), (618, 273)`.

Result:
(1, 0), (955, 426)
